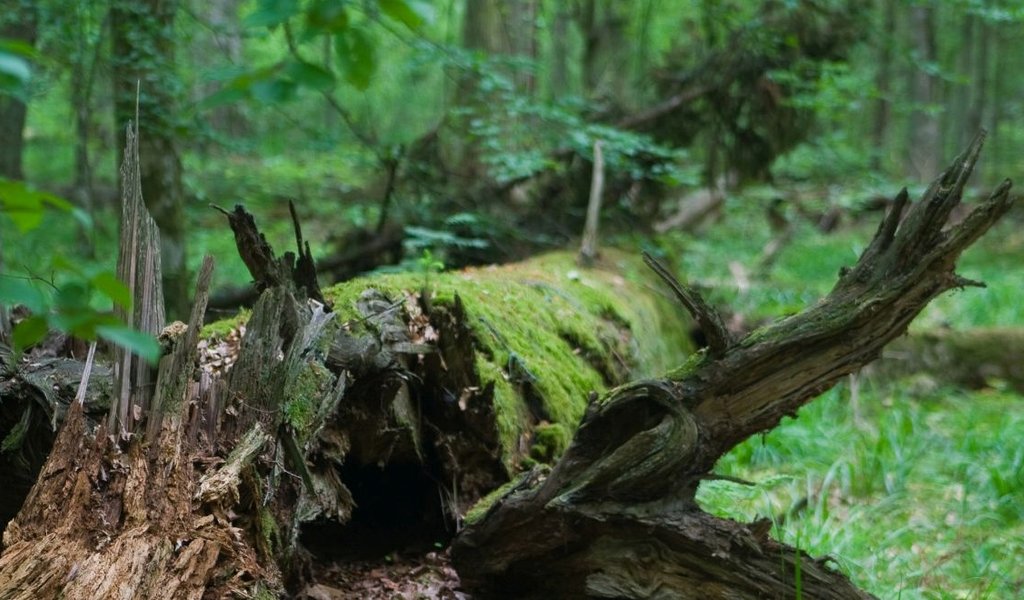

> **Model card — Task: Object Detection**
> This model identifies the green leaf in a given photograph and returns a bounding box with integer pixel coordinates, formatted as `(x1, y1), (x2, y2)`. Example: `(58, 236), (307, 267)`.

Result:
(0, 52), (30, 84)
(0, 276), (47, 313)
(0, 39), (40, 60)
(284, 59), (336, 91)
(250, 77), (298, 104)
(0, 179), (75, 232)
(305, 0), (349, 33)
(335, 27), (376, 90)
(12, 315), (48, 351)
(54, 281), (90, 311)
(199, 85), (250, 109)
(97, 325), (162, 364)
(244, 0), (299, 28)
(91, 272), (132, 310)
(379, 0), (432, 29)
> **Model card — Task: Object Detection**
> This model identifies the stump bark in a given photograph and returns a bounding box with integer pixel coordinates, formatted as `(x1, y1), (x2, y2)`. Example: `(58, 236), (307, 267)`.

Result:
(451, 132), (1014, 598)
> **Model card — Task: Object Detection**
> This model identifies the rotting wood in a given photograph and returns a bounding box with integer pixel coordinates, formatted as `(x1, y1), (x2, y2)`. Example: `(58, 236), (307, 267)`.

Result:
(451, 132), (1014, 599)
(110, 118), (164, 436)
(578, 140), (605, 267)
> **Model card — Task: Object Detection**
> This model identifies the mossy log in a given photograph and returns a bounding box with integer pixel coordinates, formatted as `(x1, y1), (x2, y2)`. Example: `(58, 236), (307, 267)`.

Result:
(450, 134), (1015, 598)
(0, 196), (691, 595)
(870, 327), (1024, 392)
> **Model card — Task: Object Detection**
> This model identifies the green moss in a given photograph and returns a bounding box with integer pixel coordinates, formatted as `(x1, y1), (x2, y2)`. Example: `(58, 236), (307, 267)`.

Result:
(0, 408), (30, 453)
(283, 361), (333, 434)
(257, 506), (281, 555)
(326, 251), (694, 469)
(463, 472), (531, 526)
(250, 581), (280, 600)
(200, 308), (251, 339)
(530, 422), (572, 464)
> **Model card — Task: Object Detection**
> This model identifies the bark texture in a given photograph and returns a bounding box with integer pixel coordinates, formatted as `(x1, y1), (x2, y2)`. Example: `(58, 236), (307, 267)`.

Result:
(451, 134), (1014, 598)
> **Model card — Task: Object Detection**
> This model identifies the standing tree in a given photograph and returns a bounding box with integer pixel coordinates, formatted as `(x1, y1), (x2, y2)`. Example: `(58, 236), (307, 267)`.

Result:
(907, 2), (941, 181)
(0, 0), (38, 181)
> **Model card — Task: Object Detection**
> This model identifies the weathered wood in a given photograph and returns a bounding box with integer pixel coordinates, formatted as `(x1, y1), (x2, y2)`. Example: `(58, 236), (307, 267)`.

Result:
(578, 140), (605, 267)
(452, 133), (1014, 598)
(111, 119), (165, 436)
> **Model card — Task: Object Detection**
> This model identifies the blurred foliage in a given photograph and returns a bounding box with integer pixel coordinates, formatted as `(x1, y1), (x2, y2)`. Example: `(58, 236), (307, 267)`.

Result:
(0, 178), (159, 361)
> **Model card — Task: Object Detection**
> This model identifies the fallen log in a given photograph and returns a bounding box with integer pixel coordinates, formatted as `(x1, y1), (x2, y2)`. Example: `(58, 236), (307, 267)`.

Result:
(451, 133), (1014, 598)
(870, 327), (1024, 392)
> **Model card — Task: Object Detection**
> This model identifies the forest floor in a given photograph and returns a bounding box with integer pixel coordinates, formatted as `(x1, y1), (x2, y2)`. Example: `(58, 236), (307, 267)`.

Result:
(302, 552), (466, 599)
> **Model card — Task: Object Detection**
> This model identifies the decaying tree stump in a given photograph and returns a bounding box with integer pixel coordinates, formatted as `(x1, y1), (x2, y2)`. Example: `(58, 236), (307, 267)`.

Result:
(450, 132), (1014, 598)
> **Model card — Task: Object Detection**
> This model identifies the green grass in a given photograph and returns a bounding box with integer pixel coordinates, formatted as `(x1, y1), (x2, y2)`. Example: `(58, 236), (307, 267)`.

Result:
(697, 383), (1024, 598)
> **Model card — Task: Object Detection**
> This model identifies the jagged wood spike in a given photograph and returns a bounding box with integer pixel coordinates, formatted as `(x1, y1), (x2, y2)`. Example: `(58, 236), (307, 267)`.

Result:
(642, 251), (732, 357)
(111, 116), (165, 437)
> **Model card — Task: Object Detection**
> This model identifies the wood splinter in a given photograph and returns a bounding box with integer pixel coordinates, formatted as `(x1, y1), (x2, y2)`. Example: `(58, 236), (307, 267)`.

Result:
(642, 251), (733, 357)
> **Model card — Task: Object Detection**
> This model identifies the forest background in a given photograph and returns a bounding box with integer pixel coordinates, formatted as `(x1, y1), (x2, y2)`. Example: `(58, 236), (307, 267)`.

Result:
(1, 0), (1023, 597)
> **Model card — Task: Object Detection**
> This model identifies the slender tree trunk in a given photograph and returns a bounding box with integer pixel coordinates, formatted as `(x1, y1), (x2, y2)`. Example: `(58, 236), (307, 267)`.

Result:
(870, 0), (895, 170)
(966, 19), (990, 138)
(0, 1), (38, 181)
(70, 1), (106, 236)
(907, 3), (940, 181)
(987, 24), (1006, 181)
(946, 13), (974, 155)
(577, 0), (629, 103)
(110, 0), (189, 320)
(548, 3), (572, 99)
(198, 0), (246, 136)
(501, 0), (537, 94)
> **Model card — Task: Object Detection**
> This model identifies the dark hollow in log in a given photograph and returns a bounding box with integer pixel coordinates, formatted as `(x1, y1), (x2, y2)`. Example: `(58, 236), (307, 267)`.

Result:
(451, 133), (1014, 598)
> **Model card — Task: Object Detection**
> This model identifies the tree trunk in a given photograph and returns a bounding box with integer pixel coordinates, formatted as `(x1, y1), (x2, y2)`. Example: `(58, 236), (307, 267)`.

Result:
(577, 0), (629, 103)
(451, 134), (1014, 598)
(195, 0), (246, 136)
(871, 327), (1024, 393)
(0, 1), (38, 181)
(548, 3), (572, 99)
(870, 0), (896, 170)
(110, 0), (189, 320)
(966, 19), (990, 142)
(946, 13), (974, 155)
(907, 4), (940, 181)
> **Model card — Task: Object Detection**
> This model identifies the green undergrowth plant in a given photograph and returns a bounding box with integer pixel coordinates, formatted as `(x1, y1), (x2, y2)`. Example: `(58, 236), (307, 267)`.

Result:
(697, 383), (1024, 598)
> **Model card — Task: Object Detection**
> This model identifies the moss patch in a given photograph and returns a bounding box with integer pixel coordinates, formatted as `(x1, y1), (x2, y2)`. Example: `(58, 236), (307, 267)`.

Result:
(200, 308), (250, 339)
(529, 422), (572, 464)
